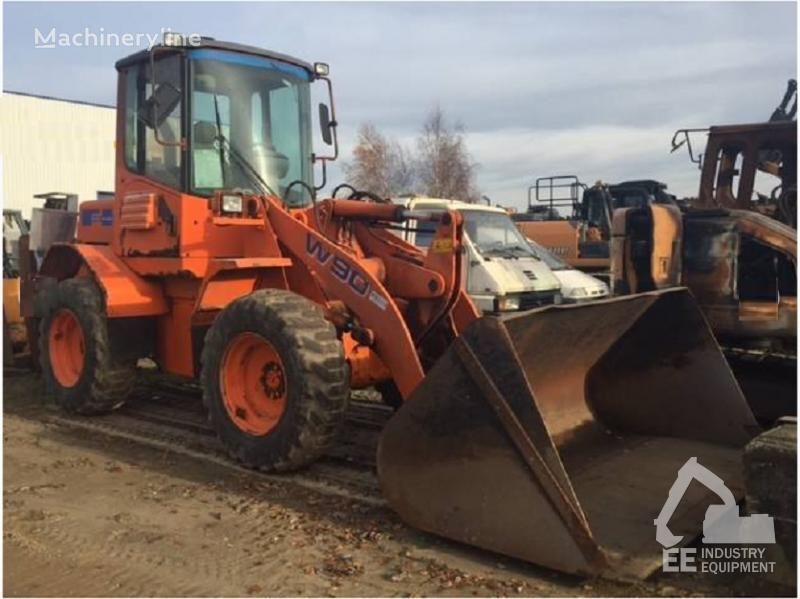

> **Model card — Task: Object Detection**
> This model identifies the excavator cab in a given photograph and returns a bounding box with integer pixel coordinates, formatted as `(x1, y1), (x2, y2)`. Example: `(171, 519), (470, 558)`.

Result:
(35, 35), (761, 581)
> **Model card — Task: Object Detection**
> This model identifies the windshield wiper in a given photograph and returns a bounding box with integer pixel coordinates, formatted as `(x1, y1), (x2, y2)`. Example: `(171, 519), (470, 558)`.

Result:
(210, 95), (278, 200)
(482, 243), (534, 258)
(212, 94), (227, 189)
(216, 134), (279, 200)
(479, 243), (508, 255)
(506, 243), (535, 255)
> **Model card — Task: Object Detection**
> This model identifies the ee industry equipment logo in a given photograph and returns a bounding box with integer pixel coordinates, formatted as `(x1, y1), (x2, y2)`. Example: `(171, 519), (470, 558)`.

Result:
(655, 457), (776, 574)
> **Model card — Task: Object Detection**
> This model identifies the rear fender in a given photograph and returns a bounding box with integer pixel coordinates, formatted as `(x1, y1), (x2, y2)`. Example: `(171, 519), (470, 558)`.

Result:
(38, 243), (168, 317)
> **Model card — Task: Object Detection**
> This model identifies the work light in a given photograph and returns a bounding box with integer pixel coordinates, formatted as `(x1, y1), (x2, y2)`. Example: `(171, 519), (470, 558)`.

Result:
(222, 194), (243, 214)
(162, 31), (184, 47)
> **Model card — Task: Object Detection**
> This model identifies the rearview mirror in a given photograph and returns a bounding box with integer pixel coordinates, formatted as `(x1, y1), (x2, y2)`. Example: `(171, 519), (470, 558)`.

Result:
(142, 83), (182, 129)
(319, 103), (333, 146)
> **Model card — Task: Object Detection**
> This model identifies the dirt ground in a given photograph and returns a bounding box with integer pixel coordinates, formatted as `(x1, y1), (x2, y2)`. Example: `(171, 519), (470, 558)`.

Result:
(3, 372), (794, 597)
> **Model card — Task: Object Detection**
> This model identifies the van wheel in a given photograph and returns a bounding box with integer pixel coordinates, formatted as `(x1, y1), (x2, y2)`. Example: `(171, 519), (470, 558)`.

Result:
(39, 278), (136, 414)
(201, 289), (350, 471)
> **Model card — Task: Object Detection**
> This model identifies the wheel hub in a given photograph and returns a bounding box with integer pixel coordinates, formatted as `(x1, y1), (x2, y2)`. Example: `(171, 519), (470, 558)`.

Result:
(260, 361), (286, 400)
(48, 308), (85, 388)
(220, 332), (287, 436)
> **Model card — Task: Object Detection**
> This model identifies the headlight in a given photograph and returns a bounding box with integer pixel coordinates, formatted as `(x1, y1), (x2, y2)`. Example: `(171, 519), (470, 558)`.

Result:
(495, 295), (521, 311)
(222, 194), (243, 213)
(567, 287), (588, 298)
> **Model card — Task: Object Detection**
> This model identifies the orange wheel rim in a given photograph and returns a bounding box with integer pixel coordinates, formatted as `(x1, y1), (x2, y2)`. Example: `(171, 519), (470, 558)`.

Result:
(220, 333), (287, 436)
(48, 309), (85, 387)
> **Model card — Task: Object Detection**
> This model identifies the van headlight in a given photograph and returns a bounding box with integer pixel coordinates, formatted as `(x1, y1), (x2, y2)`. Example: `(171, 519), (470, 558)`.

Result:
(566, 287), (588, 299)
(495, 294), (521, 311)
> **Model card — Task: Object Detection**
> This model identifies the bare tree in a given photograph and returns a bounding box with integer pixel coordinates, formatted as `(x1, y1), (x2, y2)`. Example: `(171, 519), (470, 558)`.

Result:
(342, 123), (415, 197)
(342, 108), (480, 201)
(415, 105), (479, 202)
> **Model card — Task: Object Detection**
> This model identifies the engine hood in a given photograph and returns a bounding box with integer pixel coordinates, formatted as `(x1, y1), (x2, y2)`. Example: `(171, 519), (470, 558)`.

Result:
(469, 255), (561, 295)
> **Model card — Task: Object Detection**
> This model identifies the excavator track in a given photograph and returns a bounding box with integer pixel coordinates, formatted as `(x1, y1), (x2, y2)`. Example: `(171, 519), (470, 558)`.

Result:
(34, 375), (391, 506)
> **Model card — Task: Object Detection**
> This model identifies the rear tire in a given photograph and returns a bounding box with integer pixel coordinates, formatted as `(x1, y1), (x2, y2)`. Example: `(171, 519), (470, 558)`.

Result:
(201, 289), (350, 471)
(39, 278), (136, 414)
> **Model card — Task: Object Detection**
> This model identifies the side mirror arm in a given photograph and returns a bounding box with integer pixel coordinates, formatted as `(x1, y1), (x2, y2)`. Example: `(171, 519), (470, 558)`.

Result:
(314, 75), (338, 162)
(313, 75), (338, 192)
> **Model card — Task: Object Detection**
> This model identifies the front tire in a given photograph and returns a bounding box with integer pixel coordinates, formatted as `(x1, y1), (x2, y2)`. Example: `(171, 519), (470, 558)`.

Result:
(39, 278), (136, 414)
(201, 289), (350, 471)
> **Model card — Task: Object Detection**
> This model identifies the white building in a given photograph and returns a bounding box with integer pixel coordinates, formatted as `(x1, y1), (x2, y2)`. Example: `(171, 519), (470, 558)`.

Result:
(0, 91), (116, 217)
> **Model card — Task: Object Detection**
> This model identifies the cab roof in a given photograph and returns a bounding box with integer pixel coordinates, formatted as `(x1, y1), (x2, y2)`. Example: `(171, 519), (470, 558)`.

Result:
(115, 37), (314, 74)
(396, 196), (510, 215)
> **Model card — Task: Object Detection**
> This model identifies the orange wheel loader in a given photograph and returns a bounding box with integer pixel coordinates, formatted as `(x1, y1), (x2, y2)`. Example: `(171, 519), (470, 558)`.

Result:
(34, 35), (759, 579)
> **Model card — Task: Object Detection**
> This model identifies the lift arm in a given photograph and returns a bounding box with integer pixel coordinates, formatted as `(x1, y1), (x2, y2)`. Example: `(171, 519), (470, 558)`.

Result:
(265, 197), (474, 400)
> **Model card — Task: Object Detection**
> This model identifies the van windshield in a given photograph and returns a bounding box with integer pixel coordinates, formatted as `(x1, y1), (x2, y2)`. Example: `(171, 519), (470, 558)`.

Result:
(526, 238), (569, 270)
(462, 211), (537, 257)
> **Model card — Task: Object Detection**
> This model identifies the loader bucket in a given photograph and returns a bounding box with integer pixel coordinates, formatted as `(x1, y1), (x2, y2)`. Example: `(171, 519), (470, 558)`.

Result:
(377, 288), (758, 579)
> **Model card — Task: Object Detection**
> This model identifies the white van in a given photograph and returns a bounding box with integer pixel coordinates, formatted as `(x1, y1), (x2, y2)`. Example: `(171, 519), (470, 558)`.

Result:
(526, 237), (610, 303)
(392, 197), (562, 313)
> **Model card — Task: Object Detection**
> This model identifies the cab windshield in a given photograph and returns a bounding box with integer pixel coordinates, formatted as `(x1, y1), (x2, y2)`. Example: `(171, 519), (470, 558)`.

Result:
(189, 49), (313, 206)
(462, 211), (537, 258)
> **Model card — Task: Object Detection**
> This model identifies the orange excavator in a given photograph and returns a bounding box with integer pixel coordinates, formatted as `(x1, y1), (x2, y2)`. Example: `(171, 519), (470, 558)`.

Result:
(31, 35), (759, 578)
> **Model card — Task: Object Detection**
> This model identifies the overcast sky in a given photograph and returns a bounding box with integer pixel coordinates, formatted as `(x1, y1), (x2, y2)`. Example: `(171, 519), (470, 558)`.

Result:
(3, 1), (797, 208)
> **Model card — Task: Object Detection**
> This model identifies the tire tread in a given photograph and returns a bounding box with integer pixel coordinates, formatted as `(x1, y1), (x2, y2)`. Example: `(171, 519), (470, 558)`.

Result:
(201, 289), (349, 472)
(39, 278), (135, 415)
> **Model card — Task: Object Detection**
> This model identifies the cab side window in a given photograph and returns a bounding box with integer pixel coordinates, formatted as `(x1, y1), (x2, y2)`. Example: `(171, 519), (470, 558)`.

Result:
(123, 56), (183, 189)
(713, 146), (743, 206)
(737, 235), (796, 302)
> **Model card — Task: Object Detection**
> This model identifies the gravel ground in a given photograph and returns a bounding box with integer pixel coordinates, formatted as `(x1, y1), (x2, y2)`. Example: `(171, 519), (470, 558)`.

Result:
(3, 372), (794, 597)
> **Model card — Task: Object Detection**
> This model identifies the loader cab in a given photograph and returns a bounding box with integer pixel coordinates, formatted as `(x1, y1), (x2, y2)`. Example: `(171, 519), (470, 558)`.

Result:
(516, 177), (676, 287)
(114, 37), (335, 209)
(581, 181), (675, 244)
(86, 36), (337, 260)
